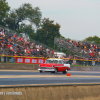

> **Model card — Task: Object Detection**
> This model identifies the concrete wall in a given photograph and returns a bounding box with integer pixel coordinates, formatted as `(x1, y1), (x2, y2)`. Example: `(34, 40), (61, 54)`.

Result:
(0, 63), (100, 71)
(0, 63), (38, 70)
(70, 66), (100, 71)
(0, 84), (100, 100)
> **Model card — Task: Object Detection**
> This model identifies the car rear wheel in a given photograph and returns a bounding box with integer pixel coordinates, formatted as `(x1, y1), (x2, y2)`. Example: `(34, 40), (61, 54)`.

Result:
(55, 68), (58, 73)
(63, 68), (68, 74)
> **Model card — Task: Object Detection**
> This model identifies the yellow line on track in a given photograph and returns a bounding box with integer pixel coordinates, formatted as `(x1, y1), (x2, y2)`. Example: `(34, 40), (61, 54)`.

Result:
(0, 75), (100, 78)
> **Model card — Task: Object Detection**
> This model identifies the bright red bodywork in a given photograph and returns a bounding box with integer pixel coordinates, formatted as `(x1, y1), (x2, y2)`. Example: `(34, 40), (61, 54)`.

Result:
(38, 58), (70, 73)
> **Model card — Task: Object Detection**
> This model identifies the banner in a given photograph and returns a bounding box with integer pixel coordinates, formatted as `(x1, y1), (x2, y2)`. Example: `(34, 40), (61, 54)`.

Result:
(16, 58), (47, 64)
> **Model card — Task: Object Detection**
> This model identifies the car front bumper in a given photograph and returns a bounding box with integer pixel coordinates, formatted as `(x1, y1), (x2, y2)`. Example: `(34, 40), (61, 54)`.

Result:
(38, 68), (55, 72)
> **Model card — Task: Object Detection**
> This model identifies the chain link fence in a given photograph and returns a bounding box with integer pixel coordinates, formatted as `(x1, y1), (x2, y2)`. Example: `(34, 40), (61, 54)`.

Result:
(54, 37), (88, 57)
(54, 37), (100, 59)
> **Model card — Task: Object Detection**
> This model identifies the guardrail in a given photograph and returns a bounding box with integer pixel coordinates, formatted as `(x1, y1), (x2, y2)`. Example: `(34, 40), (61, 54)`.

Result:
(0, 55), (100, 66)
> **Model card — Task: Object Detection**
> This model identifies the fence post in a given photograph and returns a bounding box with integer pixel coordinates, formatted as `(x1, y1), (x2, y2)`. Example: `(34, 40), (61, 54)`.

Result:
(4, 56), (6, 63)
(0, 56), (1, 62)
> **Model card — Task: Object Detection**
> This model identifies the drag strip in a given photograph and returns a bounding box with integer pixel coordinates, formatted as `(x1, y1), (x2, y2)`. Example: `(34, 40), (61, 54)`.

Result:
(0, 77), (100, 85)
(0, 70), (100, 86)
(0, 70), (100, 76)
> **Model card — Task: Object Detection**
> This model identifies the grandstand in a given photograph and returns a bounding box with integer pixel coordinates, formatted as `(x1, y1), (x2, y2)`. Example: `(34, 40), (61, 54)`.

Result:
(54, 37), (100, 60)
(0, 25), (55, 58)
(1, 24), (100, 66)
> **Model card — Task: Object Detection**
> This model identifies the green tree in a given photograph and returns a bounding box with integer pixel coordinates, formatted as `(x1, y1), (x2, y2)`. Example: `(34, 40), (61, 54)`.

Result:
(35, 18), (61, 48)
(18, 23), (36, 40)
(5, 3), (42, 31)
(84, 35), (100, 44)
(0, 0), (10, 26)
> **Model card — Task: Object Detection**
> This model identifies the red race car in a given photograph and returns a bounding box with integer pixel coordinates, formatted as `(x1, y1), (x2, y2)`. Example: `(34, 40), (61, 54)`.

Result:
(38, 58), (70, 74)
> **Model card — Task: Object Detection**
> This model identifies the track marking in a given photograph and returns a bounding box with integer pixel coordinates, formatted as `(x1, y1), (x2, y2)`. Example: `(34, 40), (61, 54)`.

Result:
(0, 70), (100, 73)
(0, 75), (100, 78)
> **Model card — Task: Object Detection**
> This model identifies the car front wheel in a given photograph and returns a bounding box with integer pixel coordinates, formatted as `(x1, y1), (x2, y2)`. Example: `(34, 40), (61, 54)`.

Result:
(40, 70), (43, 73)
(55, 68), (58, 73)
(63, 68), (68, 74)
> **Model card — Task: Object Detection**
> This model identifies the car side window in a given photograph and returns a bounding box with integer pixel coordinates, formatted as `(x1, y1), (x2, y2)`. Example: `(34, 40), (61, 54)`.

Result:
(62, 61), (65, 64)
(50, 60), (53, 63)
(59, 60), (62, 64)
(54, 60), (58, 63)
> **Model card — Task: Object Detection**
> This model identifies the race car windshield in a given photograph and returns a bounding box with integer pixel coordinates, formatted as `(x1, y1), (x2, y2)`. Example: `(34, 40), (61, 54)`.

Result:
(46, 60), (58, 63)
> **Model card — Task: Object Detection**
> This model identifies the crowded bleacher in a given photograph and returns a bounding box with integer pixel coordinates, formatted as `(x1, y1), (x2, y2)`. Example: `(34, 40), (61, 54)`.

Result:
(55, 37), (100, 61)
(1, 25), (100, 66)
(0, 27), (55, 58)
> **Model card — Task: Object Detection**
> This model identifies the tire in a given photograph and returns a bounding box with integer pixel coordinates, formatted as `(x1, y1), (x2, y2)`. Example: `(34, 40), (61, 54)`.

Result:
(51, 71), (55, 73)
(55, 68), (58, 73)
(63, 68), (68, 74)
(40, 70), (43, 73)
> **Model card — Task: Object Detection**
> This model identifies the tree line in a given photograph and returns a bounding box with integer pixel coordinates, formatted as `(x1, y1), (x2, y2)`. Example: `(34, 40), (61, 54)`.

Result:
(0, 0), (63, 48)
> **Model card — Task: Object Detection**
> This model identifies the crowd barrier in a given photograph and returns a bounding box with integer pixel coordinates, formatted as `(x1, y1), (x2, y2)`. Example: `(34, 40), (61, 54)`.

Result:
(0, 56), (100, 66)
(0, 56), (47, 64)
(16, 57), (46, 64)
(68, 59), (100, 66)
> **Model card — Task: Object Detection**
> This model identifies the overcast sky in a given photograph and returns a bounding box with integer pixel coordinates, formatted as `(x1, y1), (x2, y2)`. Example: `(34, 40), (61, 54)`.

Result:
(6, 0), (100, 40)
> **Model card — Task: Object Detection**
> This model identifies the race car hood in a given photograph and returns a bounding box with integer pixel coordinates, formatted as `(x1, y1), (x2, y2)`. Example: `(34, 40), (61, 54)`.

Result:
(39, 63), (60, 67)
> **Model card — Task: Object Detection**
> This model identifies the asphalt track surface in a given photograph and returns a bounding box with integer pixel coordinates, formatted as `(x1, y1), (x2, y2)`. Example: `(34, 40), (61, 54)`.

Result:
(0, 70), (100, 76)
(0, 70), (100, 86)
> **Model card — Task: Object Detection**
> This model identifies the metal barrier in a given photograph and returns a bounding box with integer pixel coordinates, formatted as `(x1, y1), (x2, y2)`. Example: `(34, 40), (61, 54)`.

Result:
(54, 37), (88, 57)
(63, 58), (100, 66)
(54, 37), (100, 59)
(0, 56), (46, 63)
(0, 56), (14, 63)
(0, 56), (100, 66)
